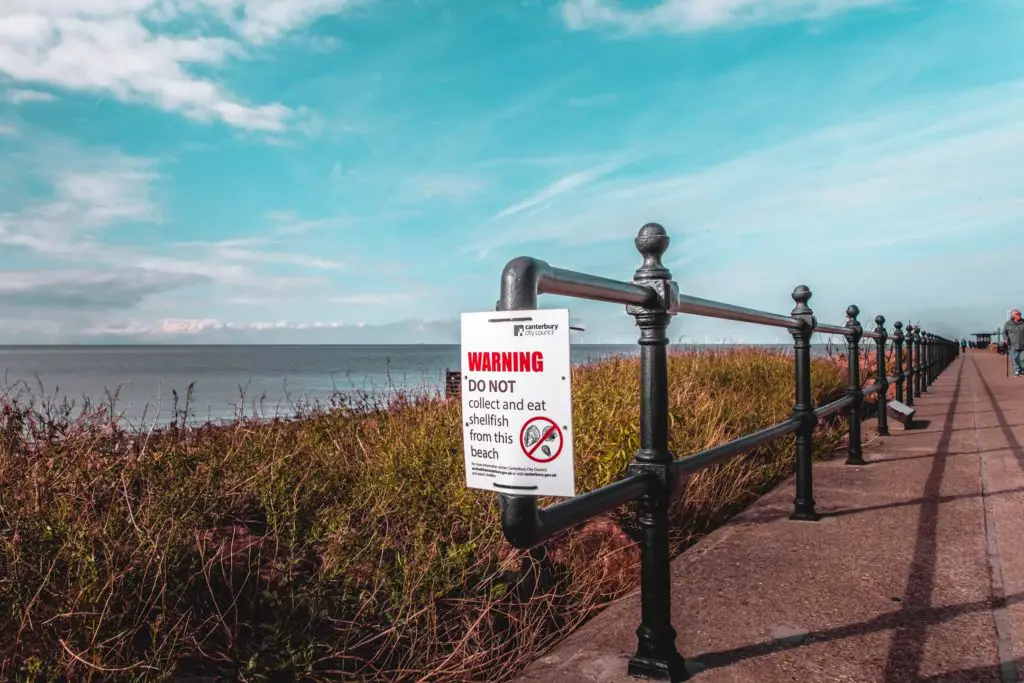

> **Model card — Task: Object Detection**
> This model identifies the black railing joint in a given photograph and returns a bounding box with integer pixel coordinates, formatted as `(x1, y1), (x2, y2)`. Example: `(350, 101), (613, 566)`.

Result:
(627, 461), (674, 489)
(628, 280), (679, 317)
(498, 495), (545, 550)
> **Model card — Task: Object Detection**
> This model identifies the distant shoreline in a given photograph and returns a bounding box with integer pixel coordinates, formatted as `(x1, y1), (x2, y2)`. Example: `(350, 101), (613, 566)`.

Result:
(0, 342), (829, 349)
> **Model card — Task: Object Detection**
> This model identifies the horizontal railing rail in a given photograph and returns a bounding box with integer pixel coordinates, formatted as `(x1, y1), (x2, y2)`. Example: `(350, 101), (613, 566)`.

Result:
(490, 224), (958, 682)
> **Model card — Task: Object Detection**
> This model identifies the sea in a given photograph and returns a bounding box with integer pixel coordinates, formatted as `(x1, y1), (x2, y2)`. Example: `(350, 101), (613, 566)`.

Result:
(0, 343), (841, 426)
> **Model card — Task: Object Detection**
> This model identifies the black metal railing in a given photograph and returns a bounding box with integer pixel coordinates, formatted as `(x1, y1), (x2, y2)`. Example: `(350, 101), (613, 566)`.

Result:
(491, 224), (958, 681)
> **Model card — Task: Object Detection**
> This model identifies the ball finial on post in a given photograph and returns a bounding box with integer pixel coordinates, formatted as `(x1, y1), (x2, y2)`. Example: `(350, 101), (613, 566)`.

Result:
(846, 304), (860, 321)
(633, 223), (670, 281)
(875, 314), (886, 328)
(790, 285), (812, 315)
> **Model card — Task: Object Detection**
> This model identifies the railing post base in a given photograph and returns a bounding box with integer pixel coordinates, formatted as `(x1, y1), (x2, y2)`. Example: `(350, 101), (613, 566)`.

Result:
(789, 507), (822, 522)
(628, 647), (690, 682)
(845, 456), (868, 466)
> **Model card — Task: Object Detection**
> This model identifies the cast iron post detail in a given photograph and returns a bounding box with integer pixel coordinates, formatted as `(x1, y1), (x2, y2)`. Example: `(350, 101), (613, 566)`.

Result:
(874, 315), (890, 436)
(844, 305), (866, 465)
(923, 333), (930, 385)
(892, 321), (905, 404)
(625, 223), (688, 682)
(930, 334), (937, 384)
(905, 324), (916, 406)
(920, 330), (929, 393)
(926, 334), (932, 385)
(789, 285), (820, 521)
(921, 327), (929, 397)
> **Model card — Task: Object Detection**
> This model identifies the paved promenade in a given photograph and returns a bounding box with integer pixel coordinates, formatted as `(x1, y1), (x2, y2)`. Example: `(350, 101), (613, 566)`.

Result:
(516, 351), (1024, 683)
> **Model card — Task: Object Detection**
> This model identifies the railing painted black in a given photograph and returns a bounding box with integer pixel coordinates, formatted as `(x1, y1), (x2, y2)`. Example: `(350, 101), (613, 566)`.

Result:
(491, 224), (958, 682)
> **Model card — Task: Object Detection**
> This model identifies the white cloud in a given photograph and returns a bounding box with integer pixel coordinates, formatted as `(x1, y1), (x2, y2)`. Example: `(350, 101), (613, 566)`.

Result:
(0, 124), (17, 136)
(561, 0), (899, 34)
(0, 136), (342, 321)
(4, 88), (57, 103)
(0, 151), (160, 256)
(81, 316), (352, 336)
(0, 0), (368, 130)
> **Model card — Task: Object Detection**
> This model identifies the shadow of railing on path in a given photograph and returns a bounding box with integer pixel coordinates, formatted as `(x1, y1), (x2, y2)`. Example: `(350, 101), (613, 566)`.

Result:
(692, 590), (1024, 673)
(881, 360), (964, 680)
(738, 484), (1024, 525)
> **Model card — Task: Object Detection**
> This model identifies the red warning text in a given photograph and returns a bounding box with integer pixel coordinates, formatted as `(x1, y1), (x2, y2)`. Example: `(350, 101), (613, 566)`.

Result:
(467, 351), (544, 372)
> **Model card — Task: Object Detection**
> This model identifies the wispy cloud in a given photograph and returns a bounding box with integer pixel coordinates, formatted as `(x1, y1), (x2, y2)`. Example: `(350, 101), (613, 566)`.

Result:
(0, 0), (369, 130)
(330, 290), (432, 306)
(561, 0), (899, 34)
(567, 93), (619, 107)
(90, 317), (352, 336)
(0, 268), (204, 309)
(0, 124), (17, 136)
(4, 88), (57, 104)
(475, 79), (1024, 261)
(491, 160), (623, 221)
(403, 173), (489, 204)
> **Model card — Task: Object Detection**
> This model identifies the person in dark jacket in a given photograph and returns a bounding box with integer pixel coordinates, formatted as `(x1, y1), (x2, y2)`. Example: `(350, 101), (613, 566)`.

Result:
(1005, 309), (1024, 376)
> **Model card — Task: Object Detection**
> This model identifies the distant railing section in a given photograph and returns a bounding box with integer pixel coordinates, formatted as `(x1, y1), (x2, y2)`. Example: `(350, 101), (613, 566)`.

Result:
(489, 224), (958, 682)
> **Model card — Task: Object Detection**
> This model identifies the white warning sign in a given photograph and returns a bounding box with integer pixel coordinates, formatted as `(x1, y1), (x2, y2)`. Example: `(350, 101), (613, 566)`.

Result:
(460, 308), (575, 498)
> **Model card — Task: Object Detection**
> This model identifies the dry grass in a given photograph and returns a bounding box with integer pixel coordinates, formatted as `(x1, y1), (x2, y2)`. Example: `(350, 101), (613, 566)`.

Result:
(0, 347), (856, 682)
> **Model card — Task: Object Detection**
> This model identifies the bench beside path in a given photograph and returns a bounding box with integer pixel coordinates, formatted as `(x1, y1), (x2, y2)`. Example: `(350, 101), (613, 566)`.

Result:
(515, 352), (1024, 683)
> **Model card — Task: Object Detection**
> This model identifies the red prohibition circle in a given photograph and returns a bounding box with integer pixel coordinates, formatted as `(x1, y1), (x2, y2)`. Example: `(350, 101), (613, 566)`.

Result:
(519, 416), (564, 463)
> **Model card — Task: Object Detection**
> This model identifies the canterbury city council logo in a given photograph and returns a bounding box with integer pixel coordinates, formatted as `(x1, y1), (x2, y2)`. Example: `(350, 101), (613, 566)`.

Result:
(513, 323), (559, 337)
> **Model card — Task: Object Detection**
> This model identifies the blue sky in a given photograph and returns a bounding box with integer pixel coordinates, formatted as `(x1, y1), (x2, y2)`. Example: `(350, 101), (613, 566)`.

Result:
(0, 0), (1022, 344)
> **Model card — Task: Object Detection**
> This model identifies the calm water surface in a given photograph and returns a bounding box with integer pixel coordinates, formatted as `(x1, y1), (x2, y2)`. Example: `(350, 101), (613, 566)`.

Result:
(0, 345), (643, 424)
(0, 343), (838, 425)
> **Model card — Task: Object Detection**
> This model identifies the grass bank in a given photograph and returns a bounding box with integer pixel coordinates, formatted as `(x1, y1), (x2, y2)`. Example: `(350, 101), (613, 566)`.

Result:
(1, 347), (857, 682)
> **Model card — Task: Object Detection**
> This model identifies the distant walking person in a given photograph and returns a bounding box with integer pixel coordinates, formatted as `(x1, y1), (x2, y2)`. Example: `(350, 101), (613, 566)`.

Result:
(1005, 309), (1024, 376)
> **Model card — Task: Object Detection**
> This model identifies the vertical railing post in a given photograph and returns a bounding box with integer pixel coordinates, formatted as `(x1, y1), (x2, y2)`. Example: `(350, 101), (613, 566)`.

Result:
(905, 324), (915, 406)
(893, 321), (905, 404)
(874, 315), (889, 437)
(844, 306), (866, 465)
(789, 285), (820, 521)
(924, 334), (931, 384)
(921, 325), (929, 395)
(625, 223), (687, 682)
(931, 334), (937, 383)
(921, 331), (930, 392)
